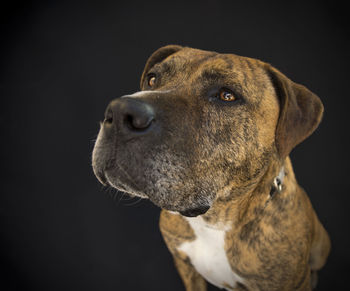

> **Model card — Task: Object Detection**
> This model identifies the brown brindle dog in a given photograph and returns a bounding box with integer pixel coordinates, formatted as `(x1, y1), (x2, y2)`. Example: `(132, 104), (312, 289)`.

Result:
(92, 45), (330, 291)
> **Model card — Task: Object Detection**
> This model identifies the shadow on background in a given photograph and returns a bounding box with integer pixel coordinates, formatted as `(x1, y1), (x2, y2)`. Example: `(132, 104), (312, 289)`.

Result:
(1, 0), (349, 290)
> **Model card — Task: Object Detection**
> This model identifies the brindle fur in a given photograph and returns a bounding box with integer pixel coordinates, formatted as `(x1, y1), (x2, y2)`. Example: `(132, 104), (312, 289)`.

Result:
(92, 45), (330, 291)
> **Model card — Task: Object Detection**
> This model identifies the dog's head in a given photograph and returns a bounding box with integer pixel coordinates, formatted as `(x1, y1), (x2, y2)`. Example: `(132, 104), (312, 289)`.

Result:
(92, 45), (323, 217)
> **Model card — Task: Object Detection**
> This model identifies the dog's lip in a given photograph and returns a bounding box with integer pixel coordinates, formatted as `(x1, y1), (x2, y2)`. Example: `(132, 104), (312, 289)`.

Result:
(94, 168), (109, 186)
(100, 165), (145, 194)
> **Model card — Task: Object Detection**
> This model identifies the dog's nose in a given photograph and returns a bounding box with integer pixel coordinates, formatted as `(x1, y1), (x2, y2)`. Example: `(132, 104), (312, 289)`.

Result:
(104, 97), (155, 134)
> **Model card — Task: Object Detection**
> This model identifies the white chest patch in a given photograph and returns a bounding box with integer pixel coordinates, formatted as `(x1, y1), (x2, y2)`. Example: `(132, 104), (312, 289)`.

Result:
(177, 216), (244, 290)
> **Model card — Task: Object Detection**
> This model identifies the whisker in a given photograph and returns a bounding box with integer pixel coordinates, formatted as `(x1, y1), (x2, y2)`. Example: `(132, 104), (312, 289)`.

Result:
(121, 193), (136, 201)
(90, 134), (99, 143)
(124, 197), (143, 206)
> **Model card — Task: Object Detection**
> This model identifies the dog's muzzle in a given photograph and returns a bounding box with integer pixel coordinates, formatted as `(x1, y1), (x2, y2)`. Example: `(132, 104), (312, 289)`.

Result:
(92, 96), (156, 187)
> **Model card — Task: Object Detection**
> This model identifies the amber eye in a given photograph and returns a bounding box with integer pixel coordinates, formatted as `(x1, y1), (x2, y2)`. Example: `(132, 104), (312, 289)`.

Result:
(148, 75), (156, 87)
(219, 89), (235, 101)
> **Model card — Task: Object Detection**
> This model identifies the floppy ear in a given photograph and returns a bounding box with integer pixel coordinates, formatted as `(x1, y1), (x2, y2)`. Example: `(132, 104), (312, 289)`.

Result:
(265, 64), (324, 159)
(140, 45), (183, 89)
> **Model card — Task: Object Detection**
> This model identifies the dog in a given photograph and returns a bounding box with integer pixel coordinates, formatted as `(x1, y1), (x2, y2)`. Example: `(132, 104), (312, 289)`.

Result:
(92, 45), (330, 291)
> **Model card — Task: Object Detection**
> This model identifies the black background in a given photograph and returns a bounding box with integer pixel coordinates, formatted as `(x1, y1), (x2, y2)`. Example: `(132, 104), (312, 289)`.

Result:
(1, 1), (349, 290)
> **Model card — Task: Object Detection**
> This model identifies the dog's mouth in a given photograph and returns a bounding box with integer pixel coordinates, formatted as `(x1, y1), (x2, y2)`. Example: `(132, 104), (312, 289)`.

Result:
(97, 165), (150, 199)
(93, 168), (108, 186)
(94, 162), (211, 217)
(92, 131), (213, 217)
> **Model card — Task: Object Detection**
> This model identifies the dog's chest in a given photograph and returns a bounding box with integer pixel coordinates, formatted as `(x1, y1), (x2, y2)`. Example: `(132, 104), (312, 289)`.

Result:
(178, 216), (244, 290)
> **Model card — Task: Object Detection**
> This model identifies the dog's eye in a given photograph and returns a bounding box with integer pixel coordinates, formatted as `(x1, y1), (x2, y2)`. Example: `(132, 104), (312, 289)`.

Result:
(148, 75), (156, 87)
(219, 88), (236, 102)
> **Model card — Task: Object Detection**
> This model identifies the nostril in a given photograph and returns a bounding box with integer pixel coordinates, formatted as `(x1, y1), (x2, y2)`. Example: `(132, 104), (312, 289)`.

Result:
(124, 114), (134, 129)
(124, 114), (154, 131)
(105, 117), (113, 124)
(104, 108), (113, 124)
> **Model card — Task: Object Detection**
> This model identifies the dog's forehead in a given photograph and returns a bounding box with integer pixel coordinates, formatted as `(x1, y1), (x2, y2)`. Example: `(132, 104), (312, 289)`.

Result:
(157, 48), (265, 81)
(154, 48), (270, 99)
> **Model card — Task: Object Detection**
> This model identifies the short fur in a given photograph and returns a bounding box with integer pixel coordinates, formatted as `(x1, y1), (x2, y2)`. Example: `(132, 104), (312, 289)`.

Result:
(92, 45), (330, 291)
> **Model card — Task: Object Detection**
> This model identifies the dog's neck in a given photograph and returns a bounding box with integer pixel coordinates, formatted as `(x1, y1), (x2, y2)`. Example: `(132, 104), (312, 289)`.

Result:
(199, 156), (295, 225)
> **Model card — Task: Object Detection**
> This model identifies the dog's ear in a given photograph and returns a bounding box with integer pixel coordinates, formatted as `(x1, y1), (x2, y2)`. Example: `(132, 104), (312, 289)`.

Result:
(140, 45), (183, 89)
(265, 64), (324, 159)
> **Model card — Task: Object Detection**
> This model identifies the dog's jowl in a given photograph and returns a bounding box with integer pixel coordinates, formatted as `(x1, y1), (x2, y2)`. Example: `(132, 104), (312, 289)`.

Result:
(92, 45), (330, 291)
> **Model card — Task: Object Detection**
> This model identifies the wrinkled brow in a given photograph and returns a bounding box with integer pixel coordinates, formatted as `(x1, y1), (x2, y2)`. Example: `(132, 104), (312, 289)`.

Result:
(198, 69), (229, 83)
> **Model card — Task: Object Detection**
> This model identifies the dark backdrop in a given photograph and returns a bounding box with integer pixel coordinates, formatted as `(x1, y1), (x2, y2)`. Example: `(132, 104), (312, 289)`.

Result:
(1, 1), (349, 290)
